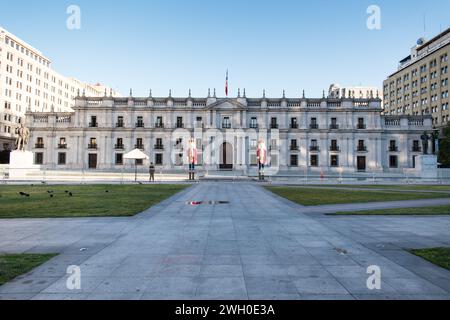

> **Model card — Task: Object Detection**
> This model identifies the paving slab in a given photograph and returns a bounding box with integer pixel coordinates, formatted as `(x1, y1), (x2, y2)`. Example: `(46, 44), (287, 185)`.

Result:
(0, 182), (450, 300)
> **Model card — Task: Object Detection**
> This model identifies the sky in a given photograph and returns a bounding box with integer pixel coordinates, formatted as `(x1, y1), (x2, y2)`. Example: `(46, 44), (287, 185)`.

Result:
(1, 0), (449, 98)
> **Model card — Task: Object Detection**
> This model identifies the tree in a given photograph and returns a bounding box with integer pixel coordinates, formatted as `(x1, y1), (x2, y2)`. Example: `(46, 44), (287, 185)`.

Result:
(439, 122), (450, 167)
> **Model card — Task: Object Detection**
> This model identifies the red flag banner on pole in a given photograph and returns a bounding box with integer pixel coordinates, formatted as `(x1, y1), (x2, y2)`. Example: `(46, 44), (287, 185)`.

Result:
(225, 70), (229, 97)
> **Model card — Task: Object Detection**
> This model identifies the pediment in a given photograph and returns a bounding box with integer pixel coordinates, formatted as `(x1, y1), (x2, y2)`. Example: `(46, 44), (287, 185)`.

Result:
(207, 99), (246, 111)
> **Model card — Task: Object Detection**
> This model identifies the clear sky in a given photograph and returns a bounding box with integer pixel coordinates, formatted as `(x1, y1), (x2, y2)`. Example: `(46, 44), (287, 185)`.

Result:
(1, 0), (449, 98)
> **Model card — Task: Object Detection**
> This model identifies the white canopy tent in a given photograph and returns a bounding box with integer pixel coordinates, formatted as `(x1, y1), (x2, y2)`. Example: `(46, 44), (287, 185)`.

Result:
(124, 149), (150, 181)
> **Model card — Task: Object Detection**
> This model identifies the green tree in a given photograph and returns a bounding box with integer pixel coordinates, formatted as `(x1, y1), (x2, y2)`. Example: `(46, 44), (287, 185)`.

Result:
(439, 122), (450, 167)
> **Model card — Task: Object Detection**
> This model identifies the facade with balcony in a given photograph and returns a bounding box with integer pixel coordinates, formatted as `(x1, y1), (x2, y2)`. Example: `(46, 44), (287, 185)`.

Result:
(25, 92), (433, 173)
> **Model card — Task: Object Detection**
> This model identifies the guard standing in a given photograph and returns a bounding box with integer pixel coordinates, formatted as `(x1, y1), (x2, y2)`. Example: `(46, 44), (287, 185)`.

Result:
(149, 163), (155, 182)
(187, 138), (198, 181)
(256, 139), (267, 181)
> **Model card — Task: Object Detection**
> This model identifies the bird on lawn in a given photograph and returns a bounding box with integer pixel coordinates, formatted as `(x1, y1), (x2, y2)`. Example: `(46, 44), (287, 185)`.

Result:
(69, 192), (73, 197)
(64, 190), (69, 194)
(105, 190), (109, 193)
(19, 192), (27, 196)
(50, 194), (54, 198)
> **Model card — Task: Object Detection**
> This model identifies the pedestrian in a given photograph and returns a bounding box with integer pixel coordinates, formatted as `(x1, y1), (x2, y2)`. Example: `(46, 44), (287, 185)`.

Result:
(149, 162), (155, 182)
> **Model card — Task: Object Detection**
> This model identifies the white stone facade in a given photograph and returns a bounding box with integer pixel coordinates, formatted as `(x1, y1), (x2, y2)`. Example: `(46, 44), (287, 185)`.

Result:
(25, 92), (433, 175)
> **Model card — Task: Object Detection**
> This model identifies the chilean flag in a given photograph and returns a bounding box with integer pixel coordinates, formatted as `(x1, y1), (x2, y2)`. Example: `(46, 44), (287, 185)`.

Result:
(225, 70), (229, 97)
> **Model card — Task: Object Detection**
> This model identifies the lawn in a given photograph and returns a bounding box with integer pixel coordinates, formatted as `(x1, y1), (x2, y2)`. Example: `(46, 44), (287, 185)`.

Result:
(0, 184), (188, 218)
(409, 248), (450, 271)
(0, 254), (57, 286)
(332, 205), (450, 216)
(310, 185), (450, 192)
(266, 186), (450, 206)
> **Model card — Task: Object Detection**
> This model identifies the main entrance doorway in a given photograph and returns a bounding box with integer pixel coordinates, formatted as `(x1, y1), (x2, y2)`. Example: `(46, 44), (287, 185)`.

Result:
(219, 142), (233, 170)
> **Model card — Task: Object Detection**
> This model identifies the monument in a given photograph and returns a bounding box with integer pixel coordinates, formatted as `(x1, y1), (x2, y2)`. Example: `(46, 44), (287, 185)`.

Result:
(9, 123), (38, 179)
(414, 132), (438, 179)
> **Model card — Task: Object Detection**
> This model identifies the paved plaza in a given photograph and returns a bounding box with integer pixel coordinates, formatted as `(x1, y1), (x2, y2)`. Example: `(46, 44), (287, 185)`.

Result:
(0, 182), (450, 300)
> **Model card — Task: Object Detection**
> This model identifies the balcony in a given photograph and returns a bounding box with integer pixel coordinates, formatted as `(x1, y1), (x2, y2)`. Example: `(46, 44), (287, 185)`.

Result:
(290, 123), (299, 129)
(35, 144), (45, 149)
(116, 122), (124, 128)
(89, 122), (98, 128)
(412, 147), (422, 152)
(310, 124), (319, 129)
(249, 124), (259, 129)
(330, 146), (340, 152)
(357, 146), (368, 152)
(135, 145), (145, 150)
(155, 123), (165, 128)
(389, 146), (399, 152)
(357, 124), (367, 130)
(176, 123), (184, 129)
(290, 145), (299, 151)
(270, 124), (279, 129)
(310, 146), (320, 152)
(222, 124), (232, 129)
(58, 144), (67, 149)
(330, 124), (339, 130)
(88, 144), (97, 149)
(154, 145), (164, 150)
(136, 122), (145, 128)
(115, 144), (125, 150)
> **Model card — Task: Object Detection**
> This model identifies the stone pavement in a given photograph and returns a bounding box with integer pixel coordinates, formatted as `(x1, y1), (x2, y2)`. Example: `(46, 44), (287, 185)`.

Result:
(0, 182), (450, 300)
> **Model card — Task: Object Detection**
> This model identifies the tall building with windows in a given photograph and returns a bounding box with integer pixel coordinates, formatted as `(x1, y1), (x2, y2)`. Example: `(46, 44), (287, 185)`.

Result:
(0, 27), (120, 159)
(25, 91), (431, 174)
(383, 28), (450, 127)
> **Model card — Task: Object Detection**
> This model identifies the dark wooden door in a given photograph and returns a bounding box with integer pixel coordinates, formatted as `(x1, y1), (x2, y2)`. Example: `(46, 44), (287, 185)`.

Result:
(88, 154), (97, 169)
(357, 156), (366, 172)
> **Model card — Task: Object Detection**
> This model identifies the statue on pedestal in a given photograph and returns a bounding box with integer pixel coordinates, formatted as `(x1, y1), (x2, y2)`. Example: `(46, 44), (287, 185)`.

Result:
(421, 132), (429, 155)
(15, 123), (30, 151)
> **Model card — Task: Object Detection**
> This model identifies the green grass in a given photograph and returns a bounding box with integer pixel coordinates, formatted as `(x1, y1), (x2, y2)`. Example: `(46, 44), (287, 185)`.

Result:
(0, 184), (188, 218)
(0, 254), (57, 286)
(333, 205), (450, 216)
(310, 185), (450, 192)
(409, 248), (450, 271)
(266, 186), (450, 206)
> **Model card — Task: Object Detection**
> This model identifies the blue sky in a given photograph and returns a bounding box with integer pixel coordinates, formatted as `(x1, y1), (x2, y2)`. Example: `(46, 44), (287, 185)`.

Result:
(1, 0), (449, 97)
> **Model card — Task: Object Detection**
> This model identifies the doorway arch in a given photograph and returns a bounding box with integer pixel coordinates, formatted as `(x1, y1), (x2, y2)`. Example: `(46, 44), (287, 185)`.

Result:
(219, 142), (233, 170)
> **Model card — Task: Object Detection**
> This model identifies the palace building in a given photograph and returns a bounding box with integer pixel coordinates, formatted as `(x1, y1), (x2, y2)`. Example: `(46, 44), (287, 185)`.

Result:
(25, 90), (433, 175)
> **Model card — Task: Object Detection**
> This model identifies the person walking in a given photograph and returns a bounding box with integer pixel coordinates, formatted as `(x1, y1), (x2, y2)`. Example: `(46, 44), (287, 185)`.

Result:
(149, 163), (155, 182)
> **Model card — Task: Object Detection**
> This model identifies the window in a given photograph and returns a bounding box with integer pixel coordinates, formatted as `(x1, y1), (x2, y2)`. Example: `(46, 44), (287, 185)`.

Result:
(155, 153), (163, 165)
(59, 137), (67, 149)
(136, 138), (144, 149)
(290, 118), (298, 128)
(270, 117), (278, 129)
(35, 152), (43, 165)
(290, 155), (298, 166)
(222, 117), (231, 129)
(413, 140), (421, 152)
(58, 152), (66, 165)
(36, 137), (44, 148)
(330, 140), (339, 151)
(89, 138), (97, 149)
(90, 116), (97, 127)
(389, 140), (398, 152)
(357, 118), (366, 129)
(389, 155), (398, 168)
(115, 153), (123, 165)
(116, 138), (124, 149)
(250, 117), (258, 129)
(290, 139), (298, 150)
(310, 139), (319, 151)
(330, 118), (338, 129)
(357, 140), (366, 152)
(330, 155), (339, 167)
(136, 116), (144, 128)
(176, 117), (183, 128)
(310, 155), (318, 167)
(156, 116), (163, 128)
(136, 159), (143, 166)
(310, 118), (318, 129)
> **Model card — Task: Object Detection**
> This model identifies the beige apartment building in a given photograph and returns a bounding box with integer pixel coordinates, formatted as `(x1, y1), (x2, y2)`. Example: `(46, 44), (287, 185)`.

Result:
(383, 28), (449, 128)
(0, 27), (120, 161)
